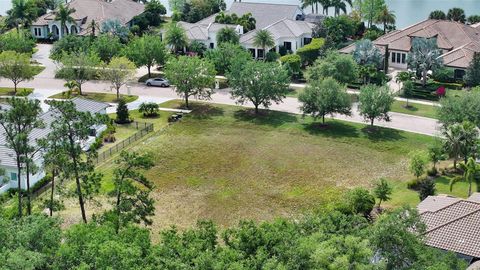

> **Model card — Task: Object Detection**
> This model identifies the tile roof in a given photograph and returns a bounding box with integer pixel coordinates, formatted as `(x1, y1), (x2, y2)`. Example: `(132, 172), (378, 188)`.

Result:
(418, 194), (480, 258)
(240, 18), (313, 45)
(33, 0), (144, 34)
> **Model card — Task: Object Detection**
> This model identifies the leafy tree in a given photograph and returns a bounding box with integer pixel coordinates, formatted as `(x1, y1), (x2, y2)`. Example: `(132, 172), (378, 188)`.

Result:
(450, 157), (480, 196)
(428, 141), (444, 170)
(330, 0), (348, 17)
(0, 30), (36, 54)
(0, 98), (43, 217)
(205, 43), (251, 75)
(216, 27), (240, 45)
(115, 98), (131, 124)
(402, 80), (415, 107)
(344, 187), (375, 217)
(464, 52), (480, 87)
(124, 35), (168, 78)
(164, 56), (216, 108)
(360, 0), (385, 27)
(169, 0), (187, 12)
(46, 100), (104, 223)
(102, 57), (136, 100)
(143, 0), (166, 27)
(296, 38), (325, 66)
(468, 15), (480, 24)
(353, 39), (383, 66)
(164, 23), (188, 53)
(187, 40), (207, 56)
(228, 61), (290, 114)
(101, 19), (129, 41)
(375, 5), (395, 33)
(50, 35), (89, 61)
(298, 77), (352, 124)
(6, 0), (37, 30)
(253, 29), (274, 60)
(418, 178), (436, 200)
(54, 3), (75, 39)
(181, 0), (226, 23)
(139, 102), (160, 117)
(447, 7), (466, 23)
(358, 84), (394, 126)
(58, 51), (100, 95)
(373, 178), (392, 207)
(0, 50), (36, 94)
(280, 54), (302, 79)
(438, 91), (480, 127)
(265, 51), (280, 62)
(322, 15), (356, 44)
(407, 37), (443, 87)
(306, 51), (359, 84)
(409, 150), (428, 180)
(429, 10), (446, 20)
(91, 34), (123, 63)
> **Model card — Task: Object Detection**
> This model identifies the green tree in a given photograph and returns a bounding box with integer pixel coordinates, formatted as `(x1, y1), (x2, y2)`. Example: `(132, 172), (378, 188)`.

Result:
(124, 35), (168, 78)
(468, 15), (480, 24)
(143, 0), (167, 27)
(352, 39), (383, 66)
(464, 53), (480, 87)
(344, 187), (375, 217)
(164, 56), (216, 108)
(312, 235), (374, 269)
(6, 0), (37, 30)
(46, 100), (104, 223)
(0, 51), (36, 94)
(91, 34), (123, 63)
(58, 51), (100, 95)
(0, 30), (36, 54)
(169, 0), (186, 12)
(102, 57), (136, 100)
(358, 84), (394, 126)
(409, 150), (428, 180)
(228, 61), (290, 114)
(54, 3), (76, 39)
(438, 91), (480, 127)
(50, 35), (89, 61)
(360, 0), (385, 28)
(298, 77), (352, 124)
(322, 15), (356, 44)
(139, 102), (160, 117)
(450, 157), (480, 197)
(100, 19), (129, 41)
(280, 54), (302, 79)
(253, 29), (274, 60)
(418, 178), (436, 200)
(375, 5), (395, 33)
(0, 98), (43, 217)
(104, 151), (155, 233)
(402, 80), (415, 107)
(407, 37), (443, 87)
(205, 43), (252, 75)
(188, 40), (207, 56)
(115, 98), (131, 124)
(428, 141), (444, 170)
(330, 0), (347, 16)
(216, 27), (240, 45)
(164, 23), (188, 53)
(429, 10), (446, 20)
(306, 51), (359, 84)
(373, 178), (392, 207)
(447, 7), (466, 23)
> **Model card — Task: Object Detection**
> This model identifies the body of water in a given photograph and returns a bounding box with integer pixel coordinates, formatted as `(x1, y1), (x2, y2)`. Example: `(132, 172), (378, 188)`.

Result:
(0, 0), (479, 29)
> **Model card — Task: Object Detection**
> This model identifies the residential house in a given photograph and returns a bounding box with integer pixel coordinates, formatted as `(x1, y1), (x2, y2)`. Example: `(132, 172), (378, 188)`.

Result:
(169, 2), (315, 58)
(0, 98), (109, 194)
(31, 0), (144, 40)
(417, 193), (480, 265)
(340, 19), (480, 79)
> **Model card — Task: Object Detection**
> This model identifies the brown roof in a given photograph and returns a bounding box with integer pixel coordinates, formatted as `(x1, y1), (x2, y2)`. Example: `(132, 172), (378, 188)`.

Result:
(418, 194), (480, 258)
(340, 19), (480, 69)
(33, 0), (144, 33)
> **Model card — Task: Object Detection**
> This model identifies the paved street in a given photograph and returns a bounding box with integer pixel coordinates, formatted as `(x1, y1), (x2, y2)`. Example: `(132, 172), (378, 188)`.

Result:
(3, 44), (442, 137)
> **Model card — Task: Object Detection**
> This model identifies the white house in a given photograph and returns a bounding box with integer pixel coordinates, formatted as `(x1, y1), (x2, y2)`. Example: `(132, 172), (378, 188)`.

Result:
(0, 98), (109, 194)
(30, 0), (144, 40)
(171, 2), (316, 58)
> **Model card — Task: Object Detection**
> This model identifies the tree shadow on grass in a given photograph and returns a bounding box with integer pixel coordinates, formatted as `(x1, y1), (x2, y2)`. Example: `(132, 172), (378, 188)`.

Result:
(403, 105), (419, 112)
(302, 121), (360, 138)
(181, 103), (225, 120)
(360, 126), (405, 142)
(233, 108), (297, 127)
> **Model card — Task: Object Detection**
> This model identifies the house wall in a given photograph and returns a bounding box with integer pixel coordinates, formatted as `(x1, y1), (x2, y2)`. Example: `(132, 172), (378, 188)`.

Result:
(243, 34), (312, 59)
(389, 50), (408, 69)
(31, 25), (49, 39)
(0, 158), (46, 194)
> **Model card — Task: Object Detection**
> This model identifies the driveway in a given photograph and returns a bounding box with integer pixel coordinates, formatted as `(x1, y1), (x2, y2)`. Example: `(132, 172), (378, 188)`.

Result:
(3, 44), (442, 137)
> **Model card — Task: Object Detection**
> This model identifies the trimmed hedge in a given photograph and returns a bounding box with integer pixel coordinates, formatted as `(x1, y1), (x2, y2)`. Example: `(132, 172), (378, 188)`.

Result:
(280, 54), (301, 79)
(296, 38), (325, 66)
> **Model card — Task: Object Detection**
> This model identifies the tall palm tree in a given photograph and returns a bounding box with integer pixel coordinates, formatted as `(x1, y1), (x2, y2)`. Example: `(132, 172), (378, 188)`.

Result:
(253, 29), (274, 61)
(216, 27), (239, 45)
(330, 0), (347, 16)
(450, 157), (480, 197)
(55, 4), (76, 39)
(165, 23), (188, 54)
(376, 6), (396, 33)
(8, 0), (37, 31)
(239, 13), (256, 32)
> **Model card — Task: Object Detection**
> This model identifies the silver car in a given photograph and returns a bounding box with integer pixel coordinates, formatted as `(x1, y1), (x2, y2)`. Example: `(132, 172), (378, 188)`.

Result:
(145, 77), (170, 87)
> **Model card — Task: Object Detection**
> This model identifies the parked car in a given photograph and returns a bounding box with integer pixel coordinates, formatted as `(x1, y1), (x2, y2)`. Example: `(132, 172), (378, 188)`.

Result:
(145, 77), (170, 87)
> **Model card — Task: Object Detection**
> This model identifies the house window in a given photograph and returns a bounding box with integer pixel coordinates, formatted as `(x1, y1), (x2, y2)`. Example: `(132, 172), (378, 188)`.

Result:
(401, 53), (406, 64)
(454, 69), (466, 79)
(209, 43), (214, 49)
(283, 42), (292, 51)
(10, 172), (17, 181)
(257, 49), (264, 59)
(396, 53), (401, 63)
(303, 38), (312, 45)
(391, 52), (396, 63)
(248, 48), (255, 58)
(34, 27), (42, 36)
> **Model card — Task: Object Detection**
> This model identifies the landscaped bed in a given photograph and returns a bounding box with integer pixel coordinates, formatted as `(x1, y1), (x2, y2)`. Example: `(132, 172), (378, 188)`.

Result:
(0, 87), (34, 96)
(390, 100), (438, 119)
(49, 92), (138, 103)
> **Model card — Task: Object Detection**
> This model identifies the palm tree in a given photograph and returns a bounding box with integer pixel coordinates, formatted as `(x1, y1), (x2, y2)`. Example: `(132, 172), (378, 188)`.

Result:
(330, 0), (347, 16)
(253, 29), (274, 61)
(89, 19), (100, 38)
(238, 13), (256, 32)
(450, 157), (480, 197)
(8, 0), (37, 30)
(165, 23), (188, 54)
(376, 6), (396, 33)
(55, 4), (76, 39)
(216, 27), (239, 45)
(319, 0), (331, 15)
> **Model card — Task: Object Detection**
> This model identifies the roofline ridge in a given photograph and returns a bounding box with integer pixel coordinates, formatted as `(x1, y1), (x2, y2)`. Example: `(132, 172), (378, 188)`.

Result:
(424, 207), (480, 234)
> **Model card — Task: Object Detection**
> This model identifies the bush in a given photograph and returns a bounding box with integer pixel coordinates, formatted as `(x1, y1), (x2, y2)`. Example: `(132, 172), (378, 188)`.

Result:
(115, 99), (131, 124)
(280, 54), (301, 79)
(432, 68), (455, 83)
(0, 30), (36, 54)
(265, 51), (280, 62)
(343, 187), (375, 218)
(278, 45), (287, 56)
(418, 178), (436, 200)
(50, 35), (89, 61)
(407, 178), (420, 190)
(296, 38), (325, 66)
(427, 167), (438, 177)
(139, 102), (159, 117)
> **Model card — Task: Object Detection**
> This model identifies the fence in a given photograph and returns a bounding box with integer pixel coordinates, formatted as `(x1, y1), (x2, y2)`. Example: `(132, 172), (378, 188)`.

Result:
(94, 121), (154, 164)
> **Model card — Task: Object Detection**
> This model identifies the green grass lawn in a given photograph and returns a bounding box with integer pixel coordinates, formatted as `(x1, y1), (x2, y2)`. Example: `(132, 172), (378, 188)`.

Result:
(49, 92), (138, 103)
(390, 100), (438, 119)
(0, 87), (33, 96)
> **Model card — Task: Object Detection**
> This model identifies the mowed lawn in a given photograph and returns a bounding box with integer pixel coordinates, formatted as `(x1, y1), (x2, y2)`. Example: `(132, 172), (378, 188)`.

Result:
(93, 100), (439, 232)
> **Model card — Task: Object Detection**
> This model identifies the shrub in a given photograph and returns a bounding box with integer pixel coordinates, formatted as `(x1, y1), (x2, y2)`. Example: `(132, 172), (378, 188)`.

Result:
(0, 30), (36, 54)
(265, 51), (280, 62)
(418, 178), (436, 200)
(407, 178), (420, 190)
(139, 102), (160, 117)
(296, 38), (325, 66)
(343, 187), (375, 218)
(278, 45), (287, 56)
(115, 99), (131, 124)
(280, 54), (301, 79)
(432, 68), (455, 83)
(427, 167), (438, 177)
